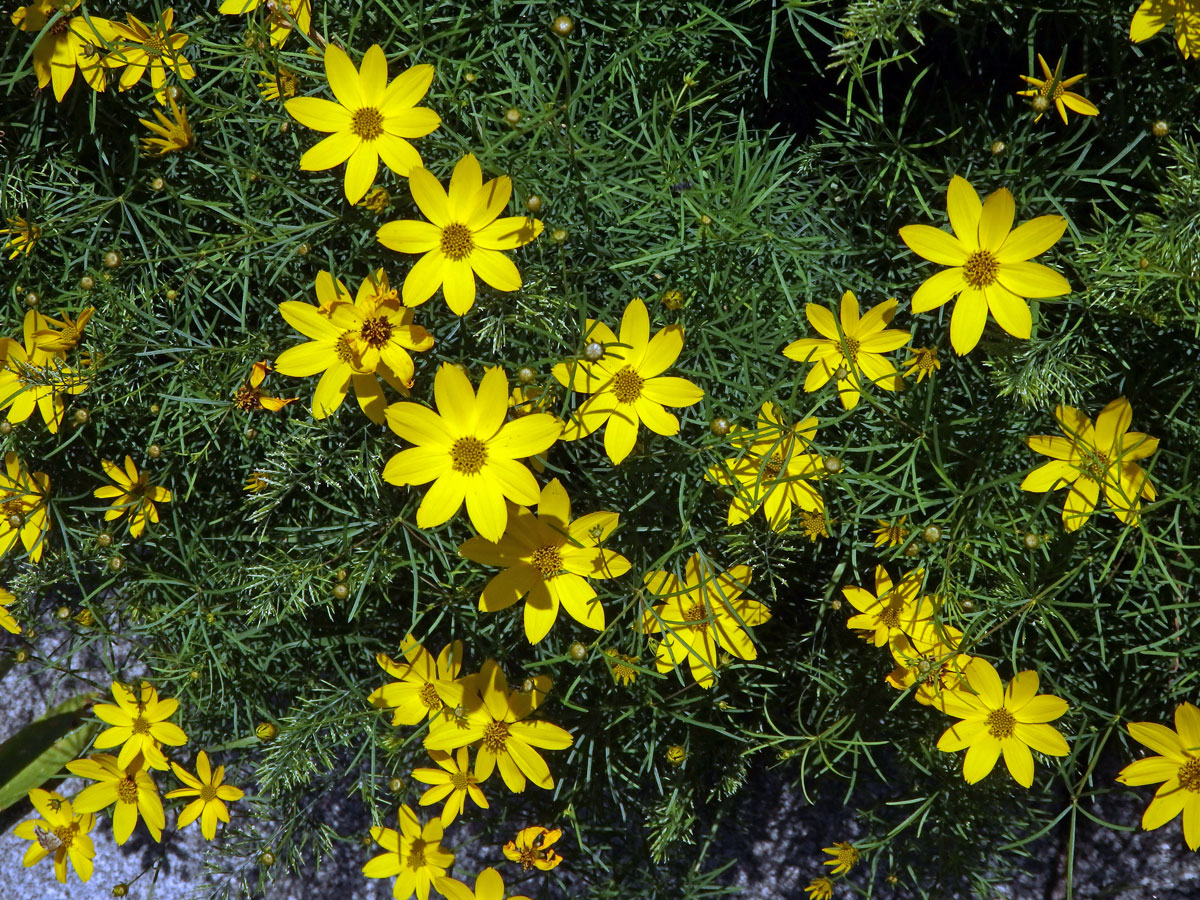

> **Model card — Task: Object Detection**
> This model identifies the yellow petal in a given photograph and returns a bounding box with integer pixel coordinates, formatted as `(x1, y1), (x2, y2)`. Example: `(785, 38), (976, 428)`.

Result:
(323, 44), (362, 109)
(996, 261), (1071, 299)
(899, 225), (968, 266)
(978, 188), (1015, 251)
(946, 175), (982, 250)
(994, 215), (1067, 264)
(948, 288), (987, 355)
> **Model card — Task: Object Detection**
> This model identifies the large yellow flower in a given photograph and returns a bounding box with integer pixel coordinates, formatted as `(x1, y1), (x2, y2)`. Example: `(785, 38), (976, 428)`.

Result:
(377, 154), (543, 315)
(1016, 53), (1098, 124)
(92, 681), (188, 771)
(899, 175), (1071, 355)
(94, 456), (172, 539)
(0, 452), (51, 564)
(67, 753), (165, 844)
(362, 805), (455, 900)
(935, 659), (1069, 787)
(285, 44), (440, 204)
(219, 0), (311, 47)
(367, 635), (466, 726)
(10, 0), (120, 101)
(1130, 0), (1200, 58)
(382, 364), (561, 542)
(1117, 702), (1200, 849)
(13, 789), (95, 884)
(706, 401), (825, 531)
(1021, 397), (1157, 532)
(641, 554), (767, 689)
(111, 8), (194, 102)
(459, 478), (630, 643)
(0, 310), (88, 433)
(552, 298), (704, 465)
(783, 291), (910, 409)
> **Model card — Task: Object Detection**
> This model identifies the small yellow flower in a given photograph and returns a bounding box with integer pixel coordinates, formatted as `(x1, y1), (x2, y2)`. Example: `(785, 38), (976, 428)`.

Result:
(362, 804), (455, 900)
(164, 751), (245, 840)
(0, 586), (19, 634)
(0, 452), (51, 564)
(872, 515), (910, 547)
(13, 789), (95, 884)
(798, 509), (829, 542)
(503, 826), (563, 871)
(0, 311), (88, 432)
(842, 566), (932, 647)
(244, 471), (269, 492)
(111, 8), (195, 102)
(411, 747), (489, 827)
(358, 186), (391, 213)
(1117, 702), (1200, 849)
(367, 635), (466, 726)
(139, 94), (193, 156)
(604, 649), (639, 685)
(805, 877), (835, 900)
(220, 0), (311, 47)
(822, 841), (859, 875)
(32, 306), (94, 357)
(1017, 53), (1098, 124)
(2, 217), (41, 259)
(67, 754), (165, 845)
(233, 361), (297, 412)
(92, 681), (188, 771)
(1130, 0), (1200, 58)
(258, 67), (298, 102)
(93, 455), (172, 539)
(903, 346), (940, 383)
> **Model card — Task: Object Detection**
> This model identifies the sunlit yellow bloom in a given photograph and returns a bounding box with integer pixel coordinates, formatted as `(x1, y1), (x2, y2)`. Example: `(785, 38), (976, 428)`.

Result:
(139, 94), (193, 156)
(13, 789), (95, 884)
(411, 748), (488, 826)
(377, 154), (541, 315)
(92, 681), (188, 771)
(805, 877), (834, 900)
(1116, 702), (1200, 849)
(164, 751), (244, 840)
(111, 8), (194, 102)
(783, 291), (910, 409)
(32, 306), (94, 358)
(0, 313), (87, 432)
(1130, 0), (1200, 58)
(93, 455), (172, 539)
(903, 346), (940, 383)
(233, 361), (297, 412)
(219, 0), (311, 47)
(2, 217), (41, 259)
(10, 0), (121, 101)
(362, 805), (455, 900)
(0, 452), (51, 563)
(1017, 53), (1098, 124)
(641, 554), (767, 689)
(367, 635), (466, 726)
(67, 753), (165, 844)
(1021, 397), (1157, 532)
(553, 298), (703, 465)
(604, 648), (639, 685)
(0, 586), (18, 634)
(873, 515), (910, 547)
(503, 826), (563, 871)
(798, 509), (829, 542)
(885, 625), (975, 708)
(842, 565), (931, 647)
(936, 659), (1069, 787)
(258, 66), (297, 102)
(285, 44), (440, 204)
(899, 175), (1070, 355)
(822, 841), (859, 875)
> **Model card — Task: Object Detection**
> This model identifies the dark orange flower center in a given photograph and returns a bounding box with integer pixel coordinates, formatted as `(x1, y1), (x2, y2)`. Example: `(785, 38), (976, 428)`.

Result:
(762, 454), (784, 480)
(405, 838), (427, 869)
(360, 315), (393, 349)
(963, 250), (999, 288)
(450, 436), (487, 475)
(840, 335), (860, 362)
(419, 682), (441, 710)
(611, 366), (643, 404)
(985, 708), (1016, 739)
(351, 107), (383, 141)
(530, 545), (564, 580)
(335, 332), (357, 364)
(233, 384), (261, 411)
(439, 223), (474, 261)
(682, 603), (707, 624)
(482, 720), (509, 752)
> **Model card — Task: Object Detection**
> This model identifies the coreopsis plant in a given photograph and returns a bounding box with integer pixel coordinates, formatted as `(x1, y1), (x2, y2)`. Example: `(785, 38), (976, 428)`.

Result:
(111, 8), (194, 101)
(32, 306), (94, 357)
(377, 154), (543, 315)
(885, 625), (974, 708)
(459, 477), (630, 642)
(367, 636), (466, 726)
(382, 364), (561, 542)
(2, 216), (41, 258)
(1116, 702), (1200, 849)
(782, 291), (910, 409)
(93, 456), (172, 539)
(92, 681), (188, 771)
(842, 566), (933, 648)
(285, 44), (440, 204)
(0, 310), (88, 432)
(1016, 53), (1098, 124)
(805, 877), (835, 900)
(232, 361), (297, 412)
(14, 789), (96, 884)
(0, 452), (51, 563)
(67, 754), (166, 844)
(552, 297), (704, 464)
(899, 175), (1071, 355)
(1130, 0), (1200, 58)
(872, 516), (910, 547)
(9, 0), (119, 100)
(640, 553), (767, 688)
(705, 401), (825, 531)
(362, 804), (455, 900)
(165, 751), (245, 840)
(139, 95), (193, 156)
(822, 841), (859, 875)
(503, 826), (563, 871)
(935, 659), (1070, 787)
(411, 748), (489, 826)
(903, 346), (940, 383)
(258, 67), (299, 102)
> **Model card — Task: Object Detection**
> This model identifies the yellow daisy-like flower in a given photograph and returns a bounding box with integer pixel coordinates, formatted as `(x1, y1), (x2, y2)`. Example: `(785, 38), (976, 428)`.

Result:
(1116, 702), (1200, 849)
(67, 753), (165, 844)
(367, 635), (466, 727)
(935, 659), (1070, 787)
(903, 346), (940, 383)
(872, 515), (910, 547)
(885, 624), (974, 708)
(233, 361), (297, 412)
(552, 297), (704, 465)
(425, 659), (573, 793)
(377, 154), (542, 315)
(805, 877), (835, 900)
(382, 364), (561, 542)
(362, 804), (455, 900)
(1021, 397), (1158, 532)
(411, 747), (489, 827)
(1130, 0), (1200, 58)
(822, 841), (859, 875)
(0, 317), (87, 433)
(705, 401), (825, 531)
(0, 586), (19, 634)
(13, 789), (95, 884)
(437, 868), (531, 900)
(285, 44), (440, 204)
(139, 94), (193, 156)
(503, 826), (563, 871)
(0, 452), (51, 564)
(899, 175), (1071, 355)
(2, 217), (41, 259)
(244, 471), (269, 492)
(783, 291), (910, 409)
(164, 751), (245, 840)
(219, 0), (311, 48)
(32, 305), (94, 357)
(798, 509), (829, 542)
(92, 681), (188, 771)
(459, 478), (630, 643)
(604, 648), (639, 685)
(10, 0), (120, 101)
(258, 66), (298, 102)
(111, 8), (195, 102)
(93, 455), (172, 539)
(842, 566), (932, 648)
(1017, 53), (1099, 124)
(641, 554), (767, 689)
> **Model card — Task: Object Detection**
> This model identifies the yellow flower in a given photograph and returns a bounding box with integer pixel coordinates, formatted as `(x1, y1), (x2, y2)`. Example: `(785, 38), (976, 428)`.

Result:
(93, 455), (172, 539)
(903, 346), (940, 383)
(233, 361), (297, 412)
(424, 659), (573, 793)
(437, 868), (531, 900)
(2, 217), (41, 259)
(13, 789), (95, 884)
(604, 649), (639, 685)
(552, 298), (704, 465)
(0, 311), (88, 432)
(706, 401), (824, 531)
(1116, 702), (1200, 849)
(285, 44), (440, 204)
(885, 625), (974, 708)
(459, 478), (630, 643)
(273, 268), (435, 424)
(244, 471), (269, 492)
(872, 515), (910, 547)
(1021, 397), (1158, 532)
(382, 364), (561, 542)
(1017, 53), (1098, 124)
(377, 154), (542, 315)
(367, 635), (466, 726)
(0, 452), (51, 564)
(362, 804), (455, 900)
(219, 0), (311, 47)
(139, 94), (193, 156)
(783, 291), (910, 409)
(92, 681), (188, 771)
(641, 554), (767, 689)
(164, 751), (244, 840)
(0, 586), (19, 634)
(10, 0), (120, 101)
(67, 753), (165, 844)
(111, 8), (195, 102)
(411, 748), (489, 826)
(1130, 0), (1200, 58)
(32, 305), (94, 357)
(899, 175), (1071, 355)
(935, 659), (1069, 787)
(358, 186), (391, 213)
(842, 566), (932, 647)
(258, 66), (297, 102)
(805, 877), (835, 900)
(799, 510), (829, 542)
(822, 841), (859, 875)
(503, 826), (563, 871)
